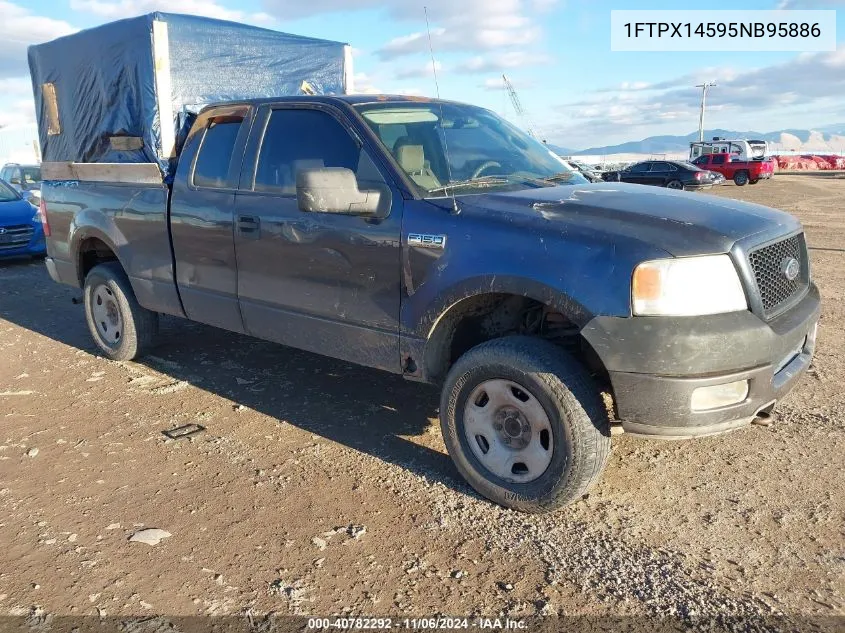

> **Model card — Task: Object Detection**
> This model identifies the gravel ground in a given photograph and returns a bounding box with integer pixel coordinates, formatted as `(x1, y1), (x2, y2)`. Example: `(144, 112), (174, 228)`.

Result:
(0, 176), (842, 631)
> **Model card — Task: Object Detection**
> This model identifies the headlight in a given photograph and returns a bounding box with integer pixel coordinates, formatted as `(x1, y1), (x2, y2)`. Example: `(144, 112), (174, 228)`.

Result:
(632, 255), (747, 316)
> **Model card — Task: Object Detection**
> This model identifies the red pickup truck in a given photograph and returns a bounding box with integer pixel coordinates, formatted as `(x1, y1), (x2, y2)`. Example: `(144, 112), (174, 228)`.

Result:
(691, 153), (774, 186)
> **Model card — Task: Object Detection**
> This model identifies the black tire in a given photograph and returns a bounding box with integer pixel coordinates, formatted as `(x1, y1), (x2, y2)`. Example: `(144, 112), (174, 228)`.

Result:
(440, 336), (611, 513)
(83, 262), (158, 361)
(733, 171), (749, 186)
(749, 178), (759, 185)
(666, 179), (684, 190)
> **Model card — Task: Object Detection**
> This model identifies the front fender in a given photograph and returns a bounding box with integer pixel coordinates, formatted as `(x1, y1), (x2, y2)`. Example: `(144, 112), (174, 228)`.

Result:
(400, 275), (600, 383)
(405, 275), (594, 340)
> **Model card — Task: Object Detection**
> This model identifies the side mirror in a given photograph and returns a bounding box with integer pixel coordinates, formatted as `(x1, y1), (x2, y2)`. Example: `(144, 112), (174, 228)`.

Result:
(296, 168), (381, 216)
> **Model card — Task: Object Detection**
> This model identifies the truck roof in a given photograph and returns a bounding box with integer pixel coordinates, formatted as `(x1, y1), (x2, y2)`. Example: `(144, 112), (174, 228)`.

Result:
(199, 94), (453, 111)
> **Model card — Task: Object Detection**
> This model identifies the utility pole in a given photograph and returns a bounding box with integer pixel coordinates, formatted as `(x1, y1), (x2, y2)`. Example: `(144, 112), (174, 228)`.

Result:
(695, 81), (716, 142)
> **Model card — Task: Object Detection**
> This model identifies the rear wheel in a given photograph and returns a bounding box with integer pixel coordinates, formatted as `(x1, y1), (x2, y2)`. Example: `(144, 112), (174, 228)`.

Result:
(440, 336), (611, 513)
(734, 171), (749, 186)
(666, 179), (684, 190)
(83, 262), (158, 361)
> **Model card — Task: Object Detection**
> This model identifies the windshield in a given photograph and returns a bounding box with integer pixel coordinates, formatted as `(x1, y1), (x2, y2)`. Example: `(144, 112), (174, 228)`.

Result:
(354, 101), (586, 196)
(0, 180), (20, 202)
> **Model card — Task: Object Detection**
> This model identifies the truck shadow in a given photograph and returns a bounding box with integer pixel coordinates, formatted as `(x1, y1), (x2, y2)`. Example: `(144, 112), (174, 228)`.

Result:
(0, 260), (472, 502)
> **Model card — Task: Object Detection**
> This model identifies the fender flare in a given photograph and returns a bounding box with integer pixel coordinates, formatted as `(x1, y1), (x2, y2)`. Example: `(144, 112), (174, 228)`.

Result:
(68, 218), (124, 286)
(405, 275), (594, 382)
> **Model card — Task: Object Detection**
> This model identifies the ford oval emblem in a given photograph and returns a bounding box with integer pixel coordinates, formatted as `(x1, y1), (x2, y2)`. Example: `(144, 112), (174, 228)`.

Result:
(782, 257), (800, 281)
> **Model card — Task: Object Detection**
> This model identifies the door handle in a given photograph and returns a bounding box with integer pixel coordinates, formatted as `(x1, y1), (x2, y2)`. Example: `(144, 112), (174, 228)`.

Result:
(237, 215), (260, 239)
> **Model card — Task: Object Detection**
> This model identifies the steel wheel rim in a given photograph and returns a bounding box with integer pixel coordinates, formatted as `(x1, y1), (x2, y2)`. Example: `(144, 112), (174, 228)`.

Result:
(91, 284), (122, 346)
(667, 180), (683, 189)
(463, 379), (554, 483)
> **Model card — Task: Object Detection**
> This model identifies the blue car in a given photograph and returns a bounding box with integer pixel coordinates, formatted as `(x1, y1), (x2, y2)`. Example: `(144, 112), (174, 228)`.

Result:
(0, 179), (45, 259)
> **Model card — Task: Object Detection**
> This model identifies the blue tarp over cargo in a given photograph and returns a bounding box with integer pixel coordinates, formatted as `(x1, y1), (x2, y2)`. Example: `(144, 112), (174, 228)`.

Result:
(27, 12), (350, 177)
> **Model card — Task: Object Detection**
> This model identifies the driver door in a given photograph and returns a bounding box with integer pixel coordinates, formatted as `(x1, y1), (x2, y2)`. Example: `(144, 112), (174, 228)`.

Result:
(233, 104), (404, 372)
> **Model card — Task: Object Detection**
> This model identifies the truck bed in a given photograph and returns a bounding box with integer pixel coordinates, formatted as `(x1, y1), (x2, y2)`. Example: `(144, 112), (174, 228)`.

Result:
(43, 180), (183, 318)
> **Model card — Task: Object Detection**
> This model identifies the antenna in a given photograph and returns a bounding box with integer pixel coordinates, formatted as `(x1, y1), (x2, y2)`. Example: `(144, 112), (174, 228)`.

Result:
(424, 6), (459, 214)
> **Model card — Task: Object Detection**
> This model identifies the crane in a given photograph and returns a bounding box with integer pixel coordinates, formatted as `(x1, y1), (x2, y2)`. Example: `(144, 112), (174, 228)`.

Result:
(503, 74), (542, 142)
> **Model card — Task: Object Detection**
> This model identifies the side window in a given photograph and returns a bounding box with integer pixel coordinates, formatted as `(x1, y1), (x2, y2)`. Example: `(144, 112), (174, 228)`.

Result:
(254, 109), (384, 196)
(192, 119), (243, 189)
(651, 162), (668, 171)
(629, 163), (649, 173)
(712, 154), (726, 165)
(692, 156), (707, 166)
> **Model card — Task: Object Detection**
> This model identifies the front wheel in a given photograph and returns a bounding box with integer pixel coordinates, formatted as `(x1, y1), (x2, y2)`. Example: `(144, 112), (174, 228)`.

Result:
(666, 179), (684, 190)
(440, 336), (611, 513)
(83, 262), (158, 361)
(734, 171), (749, 186)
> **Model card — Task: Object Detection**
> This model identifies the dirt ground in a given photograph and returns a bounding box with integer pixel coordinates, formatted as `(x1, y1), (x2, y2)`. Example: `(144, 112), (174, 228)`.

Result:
(0, 176), (842, 630)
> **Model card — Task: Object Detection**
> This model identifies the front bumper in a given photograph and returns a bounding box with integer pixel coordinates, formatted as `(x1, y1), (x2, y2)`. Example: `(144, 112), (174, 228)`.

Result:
(581, 284), (821, 438)
(0, 229), (45, 259)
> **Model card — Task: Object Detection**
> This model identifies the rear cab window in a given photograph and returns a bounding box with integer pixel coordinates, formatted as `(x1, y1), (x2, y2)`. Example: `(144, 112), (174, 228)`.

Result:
(191, 110), (249, 190)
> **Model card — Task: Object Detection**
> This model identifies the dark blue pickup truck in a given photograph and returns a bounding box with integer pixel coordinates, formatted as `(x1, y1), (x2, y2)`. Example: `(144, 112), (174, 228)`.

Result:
(40, 95), (820, 512)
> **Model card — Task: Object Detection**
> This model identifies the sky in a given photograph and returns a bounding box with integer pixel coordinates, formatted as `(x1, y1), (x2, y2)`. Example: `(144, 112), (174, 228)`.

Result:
(4, 0), (845, 150)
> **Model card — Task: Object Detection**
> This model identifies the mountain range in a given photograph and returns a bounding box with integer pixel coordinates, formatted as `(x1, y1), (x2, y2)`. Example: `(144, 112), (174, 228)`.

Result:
(552, 125), (845, 157)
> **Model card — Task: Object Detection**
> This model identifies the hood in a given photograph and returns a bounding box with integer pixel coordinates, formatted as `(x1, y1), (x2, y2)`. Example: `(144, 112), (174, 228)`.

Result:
(460, 182), (800, 256)
(0, 198), (37, 227)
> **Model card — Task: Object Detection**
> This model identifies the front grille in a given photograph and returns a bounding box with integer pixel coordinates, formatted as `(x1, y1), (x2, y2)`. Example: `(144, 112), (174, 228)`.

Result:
(0, 224), (34, 250)
(748, 234), (808, 318)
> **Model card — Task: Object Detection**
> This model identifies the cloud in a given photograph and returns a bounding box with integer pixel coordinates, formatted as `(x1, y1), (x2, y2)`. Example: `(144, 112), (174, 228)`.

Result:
(456, 51), (551, 74)
(347, 72), (425, 97)
(597, 81), (653, 92)
(349, 72), (381, 95)
(480, 76), (536, 91)
(261, 0), (557, 58)
(393, 60), (441, 80)
(0, 77), (37, 127)
(70, 0), (274, 25)
(0, 1), (76, 78)
(550, 45), (845, 148)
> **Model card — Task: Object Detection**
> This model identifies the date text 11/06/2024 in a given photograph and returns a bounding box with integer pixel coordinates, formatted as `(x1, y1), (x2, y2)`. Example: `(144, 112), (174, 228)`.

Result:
(306, 617), (528, 630)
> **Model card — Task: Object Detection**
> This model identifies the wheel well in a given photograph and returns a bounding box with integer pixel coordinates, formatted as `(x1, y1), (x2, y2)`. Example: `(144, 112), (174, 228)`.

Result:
(423, 293), (608, 387)
(78, 238), (119, 285)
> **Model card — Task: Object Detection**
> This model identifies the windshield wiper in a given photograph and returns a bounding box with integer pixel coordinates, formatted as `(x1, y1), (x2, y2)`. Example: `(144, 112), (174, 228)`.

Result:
(428, 176), (510, 194)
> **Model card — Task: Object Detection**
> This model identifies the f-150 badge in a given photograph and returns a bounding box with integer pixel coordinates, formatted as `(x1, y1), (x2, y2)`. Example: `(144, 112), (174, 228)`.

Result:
(408, 233), (446, 249)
